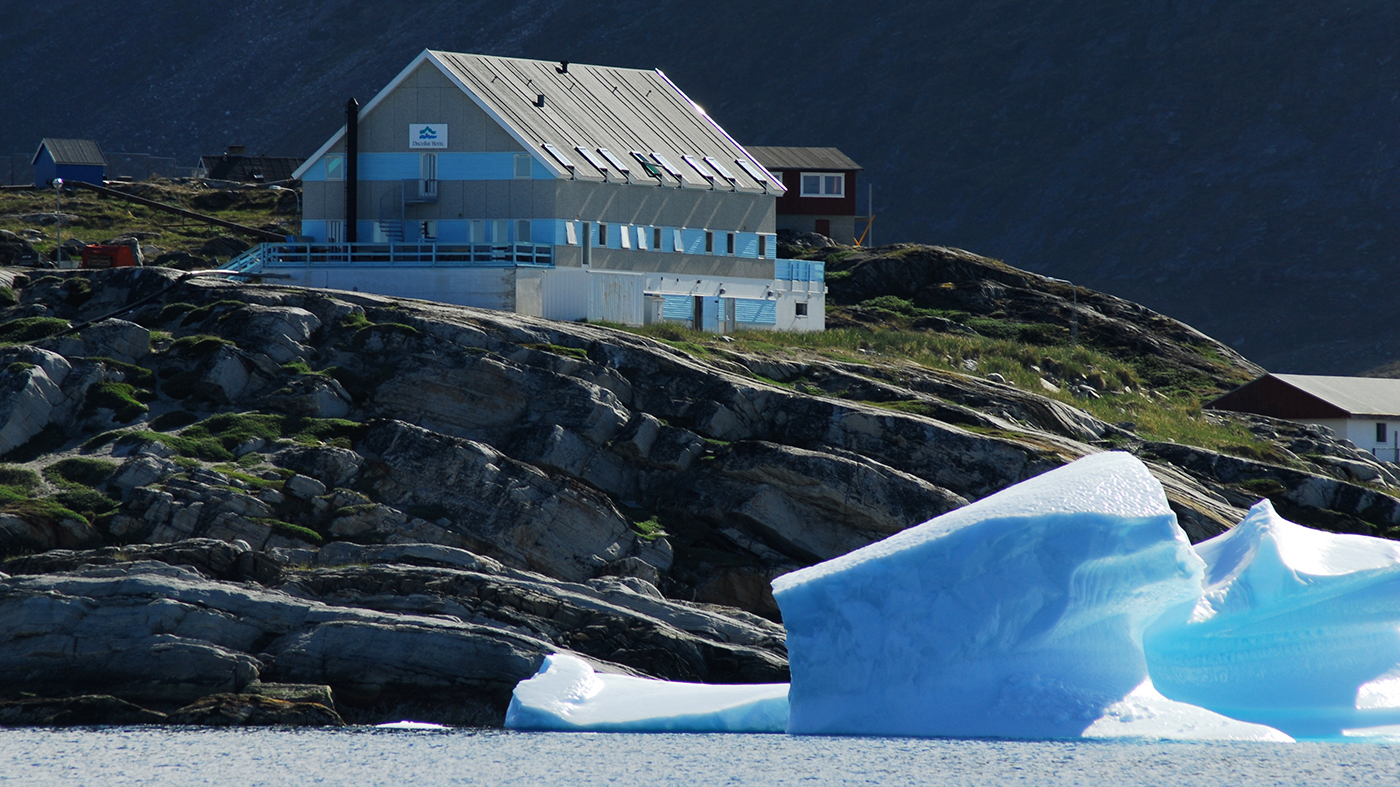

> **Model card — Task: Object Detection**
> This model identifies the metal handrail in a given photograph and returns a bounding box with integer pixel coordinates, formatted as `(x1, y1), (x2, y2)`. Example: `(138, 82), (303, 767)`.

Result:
(221, 242), (554, 273)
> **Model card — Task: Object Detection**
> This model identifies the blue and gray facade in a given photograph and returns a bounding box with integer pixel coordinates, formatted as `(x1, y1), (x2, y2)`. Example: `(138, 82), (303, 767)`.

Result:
(265, 50), (824, 331)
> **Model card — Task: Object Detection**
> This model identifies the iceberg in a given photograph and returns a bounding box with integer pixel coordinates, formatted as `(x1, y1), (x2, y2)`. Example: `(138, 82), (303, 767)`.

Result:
(1145, 499), (1400, 739)
(505, 654), (789, 733)
(771, 451), (1284, 740)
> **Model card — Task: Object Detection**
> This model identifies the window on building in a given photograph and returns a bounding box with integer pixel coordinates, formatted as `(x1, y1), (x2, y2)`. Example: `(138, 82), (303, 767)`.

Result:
(758, 234), (767, 257)
(326, 220), (344, 243)
(1379, 422), (1389, 443)
(599, 223), (608, 246)
(705, 231), (714, 253)
(516, 220), (531, 244)
(653, 227), (662, 250)
(421, 153), (437, 181)
(801, 171), (845, 198)
(565, 222), (578, 246)
(515, 154), (533, 179)
(469, 220), (485, 243)
(420, 221), (437, 240)
(795, 301), (809, 317)
(637, 227), (648, 250)
(726, 233), (735, 255)
(491, 219), (508, 243)
(620, 225), (631, 249)
(672, 228), (683, 251)
(326, 155), (344, 181)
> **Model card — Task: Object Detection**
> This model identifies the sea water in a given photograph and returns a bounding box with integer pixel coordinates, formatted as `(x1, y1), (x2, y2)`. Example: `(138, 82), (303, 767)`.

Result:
(2, 728), (1398, 786)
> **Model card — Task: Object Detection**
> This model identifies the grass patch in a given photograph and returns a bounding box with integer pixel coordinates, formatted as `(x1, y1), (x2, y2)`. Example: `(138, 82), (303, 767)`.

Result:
(2, 497), (88, 526)
(350, 322), (420, 350)
(53, 486), (119, 521)
(168, 334), (234, 357)
(610, 318), (1262, 453)
(254, 518), (324, 544)
(1237, 478), (1287, 497)
(44, 457), (119, 488)
(525, 343), (589, 360)
(211, 464), (277, 489)
(157, 302), (197, 324)
(79, 357), (157, 388)
(6, 361), (36, 374)
(281, 360), (324, 376)
(179, 300), (246, 326)
(0, 465), (42, 492)
(62, 278), (94, 307)
(0, 317), (70, 344)
(0, 286), (15, 307)
(82, 381), (150, 422)
(131, 412), (368, 462)
(631, 516), (667, 541)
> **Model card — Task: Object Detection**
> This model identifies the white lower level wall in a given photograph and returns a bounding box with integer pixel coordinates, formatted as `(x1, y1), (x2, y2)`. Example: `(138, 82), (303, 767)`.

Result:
(1303, 418), (1400, 463)
(265, 263), (824, 332)
(272, 267), (517, 310)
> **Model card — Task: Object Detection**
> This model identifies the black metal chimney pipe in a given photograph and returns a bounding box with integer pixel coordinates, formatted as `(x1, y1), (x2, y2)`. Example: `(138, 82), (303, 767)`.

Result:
(345, 97), (359, 243)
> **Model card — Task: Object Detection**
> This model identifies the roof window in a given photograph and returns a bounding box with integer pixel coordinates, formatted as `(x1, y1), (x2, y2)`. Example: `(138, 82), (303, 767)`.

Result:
(597, 148), (630, 175)
(542, 143), (575, 172)
(574, 146), (609, 175)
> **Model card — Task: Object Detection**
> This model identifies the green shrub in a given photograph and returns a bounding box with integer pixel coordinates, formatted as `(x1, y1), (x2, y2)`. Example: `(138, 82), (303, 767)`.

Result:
(255, 518), (324, 544)
(0, 286), (16, 307)
(0, 465), (41, 492)
(3, 497), (87, 526)
(62, 278), (93, 307)
(169, 335), (234, 357)
(157, 303), (197, 323)
(0, 317), (70, 344)
(80, 357), (156, 389)
(82, 381), (149, 422)
(44, 457), (119, 488)
(53, 487), (119, 520)
(5, 361), (36, 374)
(858, 296), (920, 316)
(179, 300), (245, 327)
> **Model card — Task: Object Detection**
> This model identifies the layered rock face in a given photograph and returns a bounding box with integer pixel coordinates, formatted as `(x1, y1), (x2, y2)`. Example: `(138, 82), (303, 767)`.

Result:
(1, 264), (1398, 724)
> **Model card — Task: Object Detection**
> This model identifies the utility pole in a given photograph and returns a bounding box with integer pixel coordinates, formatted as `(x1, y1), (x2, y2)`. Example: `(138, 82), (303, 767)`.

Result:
(53, 178), (63, 264)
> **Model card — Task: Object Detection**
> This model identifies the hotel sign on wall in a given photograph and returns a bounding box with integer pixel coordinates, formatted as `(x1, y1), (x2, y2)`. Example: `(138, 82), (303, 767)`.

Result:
(409, 124), (448, 149)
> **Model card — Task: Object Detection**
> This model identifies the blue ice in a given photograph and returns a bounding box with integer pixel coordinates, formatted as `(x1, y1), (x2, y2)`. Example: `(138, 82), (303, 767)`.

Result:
(507, 453), (1400, 741)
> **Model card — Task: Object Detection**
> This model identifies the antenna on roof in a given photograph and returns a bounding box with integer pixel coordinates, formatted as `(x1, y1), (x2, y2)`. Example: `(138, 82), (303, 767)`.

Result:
(557, 61), (569, 74)
(535, 94), (546, 108)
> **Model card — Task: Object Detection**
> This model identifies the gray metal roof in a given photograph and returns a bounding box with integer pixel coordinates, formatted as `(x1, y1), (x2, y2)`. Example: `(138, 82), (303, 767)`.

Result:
(748, 146), (861, 172)
(1273, 374), (1400, 418)
(33, 138), (107, 166)
(295, 50), (782, 193)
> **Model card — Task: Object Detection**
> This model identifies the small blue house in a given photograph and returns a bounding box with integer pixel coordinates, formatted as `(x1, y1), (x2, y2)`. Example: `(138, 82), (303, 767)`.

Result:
(33, 139), (107, 186)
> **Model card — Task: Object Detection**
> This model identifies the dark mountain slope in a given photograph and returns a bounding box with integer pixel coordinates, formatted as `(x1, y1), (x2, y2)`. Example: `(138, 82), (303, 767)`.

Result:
(1, 1), (1397, 373)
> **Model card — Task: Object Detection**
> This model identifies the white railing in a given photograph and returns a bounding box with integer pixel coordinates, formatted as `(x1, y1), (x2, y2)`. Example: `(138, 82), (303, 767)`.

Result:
(221, 242), (554, 275)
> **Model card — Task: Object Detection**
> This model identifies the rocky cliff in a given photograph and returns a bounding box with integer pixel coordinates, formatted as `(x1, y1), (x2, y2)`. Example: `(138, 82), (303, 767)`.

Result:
(2, 255), (1399, 725)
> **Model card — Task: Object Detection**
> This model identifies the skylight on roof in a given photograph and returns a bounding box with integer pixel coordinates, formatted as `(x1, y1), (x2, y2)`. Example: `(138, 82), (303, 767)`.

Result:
(735, 158), (770, 184)
(574, 146), (608, 174)
(542, 143), (574, 170)
(703, 157), (736, 182)
(597, 148), (630, 173)
(649, 152), (683, 179)
(682, 155), (715, 183)
(629, 151), (665, 180)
